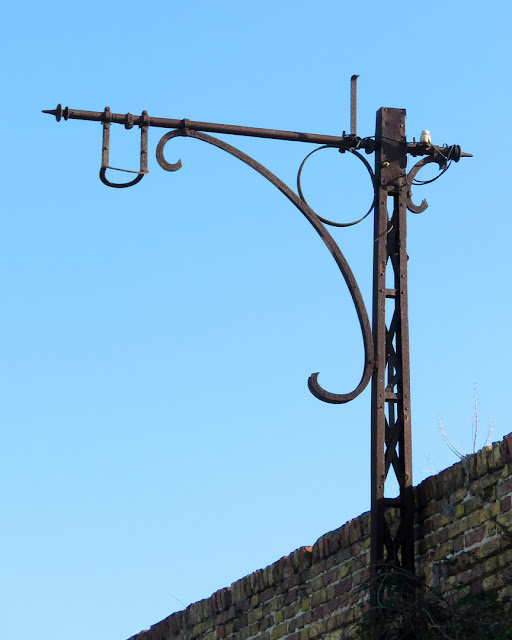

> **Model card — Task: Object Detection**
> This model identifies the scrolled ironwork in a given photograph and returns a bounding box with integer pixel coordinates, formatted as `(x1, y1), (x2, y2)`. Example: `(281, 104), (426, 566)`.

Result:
(406, 155), (446, 214)
(297, 144), (376, 228)
(43, 92), (472, 618)
(156, 128), (374, 404)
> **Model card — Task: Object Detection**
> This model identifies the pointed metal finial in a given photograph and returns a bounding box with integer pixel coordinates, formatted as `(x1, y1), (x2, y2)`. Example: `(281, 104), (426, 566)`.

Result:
(42, 104), (68, 122)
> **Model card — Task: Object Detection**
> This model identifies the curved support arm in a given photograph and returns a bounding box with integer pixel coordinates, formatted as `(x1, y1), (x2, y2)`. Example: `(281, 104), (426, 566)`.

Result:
(406, 155), (445, 214)
(156, 129), (374, 404)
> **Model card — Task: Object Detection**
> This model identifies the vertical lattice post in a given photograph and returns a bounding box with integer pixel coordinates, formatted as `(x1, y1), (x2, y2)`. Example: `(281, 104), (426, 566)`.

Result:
(371, 108), (414, 600)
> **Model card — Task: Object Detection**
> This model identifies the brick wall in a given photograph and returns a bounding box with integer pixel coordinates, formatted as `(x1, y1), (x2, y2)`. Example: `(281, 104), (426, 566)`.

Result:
(128, 433), (512, 640)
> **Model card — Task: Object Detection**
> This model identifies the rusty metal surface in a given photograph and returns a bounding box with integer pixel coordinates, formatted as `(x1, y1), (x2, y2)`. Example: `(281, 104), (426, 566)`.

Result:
(406, 155), (449, 213)
(43, 104), (375, 150)
(43, 103), (471, 160)
(351, 75), (359, 136)
(43, 85), (471, 609)
(99, 107), (149, 188)
(155, 127), (374, 404)
(371, 108), (415, 603)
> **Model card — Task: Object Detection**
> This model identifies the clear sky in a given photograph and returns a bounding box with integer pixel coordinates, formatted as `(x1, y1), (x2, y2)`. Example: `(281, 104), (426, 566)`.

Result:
(2, 2), (511, 639)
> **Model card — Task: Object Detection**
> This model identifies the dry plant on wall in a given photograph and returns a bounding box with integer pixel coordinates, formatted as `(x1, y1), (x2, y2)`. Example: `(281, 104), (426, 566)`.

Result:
(438, 385), (494, 461)
(320, 529), (512, 640)
(325, 556), (512, 639)
(320, 570), (512, 640)
(351, 566), (512, 640)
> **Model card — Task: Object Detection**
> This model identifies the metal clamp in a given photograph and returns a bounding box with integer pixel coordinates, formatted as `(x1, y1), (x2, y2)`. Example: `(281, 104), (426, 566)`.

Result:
(99, 107), (149, 188)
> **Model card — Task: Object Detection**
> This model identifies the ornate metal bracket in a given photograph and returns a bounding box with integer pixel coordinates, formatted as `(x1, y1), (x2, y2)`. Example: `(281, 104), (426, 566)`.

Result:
(42, 100), (469, 405)
(155, 127), (375, 404)
(406, 145), (462, 213)
(42, 85), (471, 608)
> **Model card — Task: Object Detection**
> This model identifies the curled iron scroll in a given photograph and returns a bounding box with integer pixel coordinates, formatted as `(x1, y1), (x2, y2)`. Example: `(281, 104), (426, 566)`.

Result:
(156, 129), (374, 404)
(297, 145), (376, 227)
(406, 155), (446, 214)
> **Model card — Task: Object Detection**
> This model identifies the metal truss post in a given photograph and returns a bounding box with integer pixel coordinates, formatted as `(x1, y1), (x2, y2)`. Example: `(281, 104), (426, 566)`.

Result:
(371, 108), (414, 598)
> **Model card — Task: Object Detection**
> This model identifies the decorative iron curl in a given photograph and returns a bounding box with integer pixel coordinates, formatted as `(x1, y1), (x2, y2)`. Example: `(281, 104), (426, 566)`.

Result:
(156, 128), (374, 404)
(297, 145), (376, 227)
(406, 155), (447, 214)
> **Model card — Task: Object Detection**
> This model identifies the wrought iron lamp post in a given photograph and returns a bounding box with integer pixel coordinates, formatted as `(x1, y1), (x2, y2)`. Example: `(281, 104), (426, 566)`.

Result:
(43, 77), (471, 603)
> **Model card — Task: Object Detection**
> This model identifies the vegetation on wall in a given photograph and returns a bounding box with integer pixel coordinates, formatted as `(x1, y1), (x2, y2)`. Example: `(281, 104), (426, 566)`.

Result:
(353, 566), (512, 640)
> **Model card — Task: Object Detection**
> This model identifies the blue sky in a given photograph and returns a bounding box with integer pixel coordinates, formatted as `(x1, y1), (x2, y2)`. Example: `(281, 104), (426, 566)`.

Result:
(2, 2), (511, 639)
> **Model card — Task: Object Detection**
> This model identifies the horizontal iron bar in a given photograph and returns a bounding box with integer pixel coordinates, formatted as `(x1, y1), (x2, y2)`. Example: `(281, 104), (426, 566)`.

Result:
(43, 105), (368, 148)
(382, 497), (402, 507)
(42, 105), (472, 158)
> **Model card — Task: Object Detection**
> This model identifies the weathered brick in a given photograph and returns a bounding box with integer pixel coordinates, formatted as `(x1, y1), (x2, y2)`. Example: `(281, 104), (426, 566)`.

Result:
(274, 610), (284, 624)
(284, 589), (297, 605)
(484, 555), (500, 574)
(502, 434), (512, 462)
(310, 575), (323, 593)
(497, 476), (512, 499)
(306, 559), (326, 580)
(259, 587), (274, 603)
(478, 504), (496, 524)
(214, 610), (228, 626)
(126, 435), (512, 640)
(283, 559), (295, 579)
(247, 608), (262, 625)
(312, 604), (324, 621)
(477, 537), (501, 559)
(468, 510), (481, 528)
(464, 525), (485, 548)
(352, 568), (369, 587)
(307, 621), (327, 640)
(454, 503), (464, 519)
(283, 574), (301, 590)
(321, 567), (338, 587)
(260, 615), (273, 631)
(437, 527), (450, 544)
(310, 588), (327, 608)
(349, 519), (362, 544)
(335, 577), (352, 597)
(433, 537), (463, 562)
(482, 573), (505, 591)
(463, 495), (484, 515)
(271, 596), (285, 612)
(325, 584), (336, 602)
(300, 598), (310, 612)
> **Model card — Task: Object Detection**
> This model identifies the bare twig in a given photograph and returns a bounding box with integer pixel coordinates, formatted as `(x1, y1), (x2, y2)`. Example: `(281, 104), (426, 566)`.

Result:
(438, 413), (464, 460)
(472, 384), (479, 454)
(485, 419), (494, 448)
